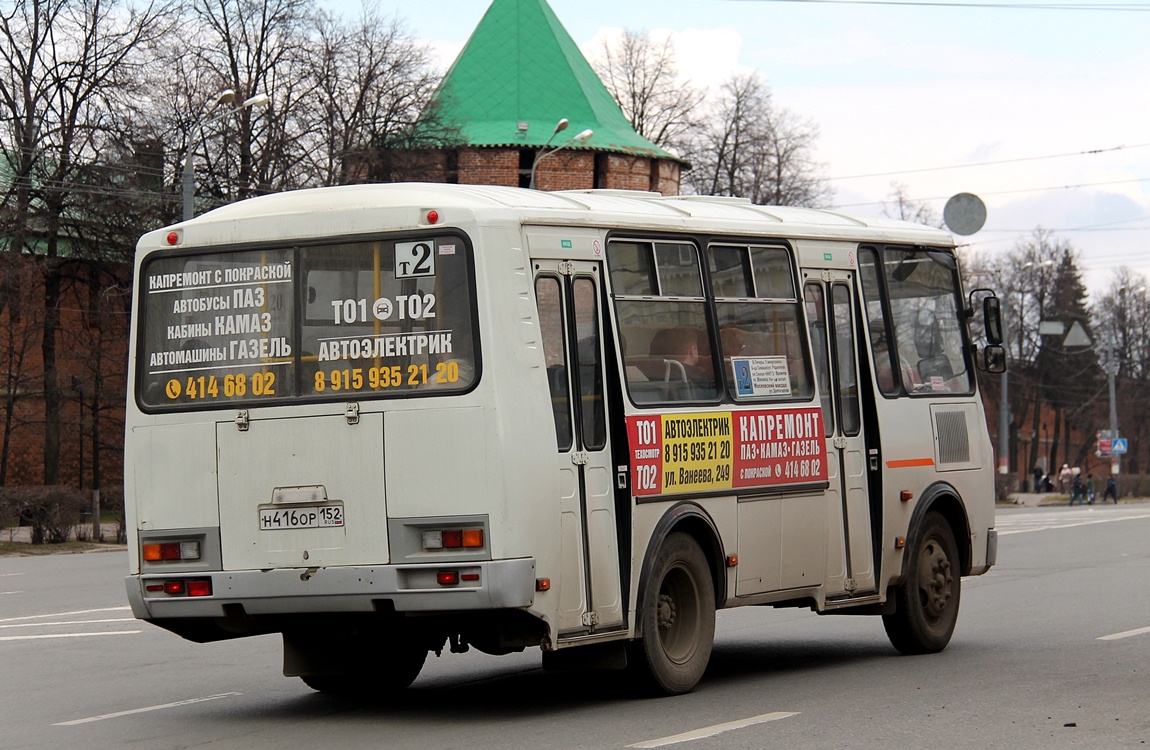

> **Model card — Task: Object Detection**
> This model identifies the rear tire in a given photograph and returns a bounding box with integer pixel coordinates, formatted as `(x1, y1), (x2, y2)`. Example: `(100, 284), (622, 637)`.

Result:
(301, 644), (427, 699)
(295, 635), (427, 695)
(883, 512), (961, 654)
(633, 532), (715, 695)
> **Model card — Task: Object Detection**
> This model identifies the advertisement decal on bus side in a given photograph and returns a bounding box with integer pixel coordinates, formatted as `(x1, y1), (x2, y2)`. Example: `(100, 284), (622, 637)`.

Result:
(626, 406), (827, 496)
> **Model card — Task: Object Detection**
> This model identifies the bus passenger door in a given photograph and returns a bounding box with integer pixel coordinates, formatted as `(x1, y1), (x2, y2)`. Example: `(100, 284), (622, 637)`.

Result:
(805, 275), (876, 598)
(535, 263), (624, 635)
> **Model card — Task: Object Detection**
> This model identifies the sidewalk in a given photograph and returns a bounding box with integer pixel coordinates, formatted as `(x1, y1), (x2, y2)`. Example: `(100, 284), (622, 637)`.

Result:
(1003, 492), (1144, 507)
(1001, 492), (1076, 507)
(1, 521), (121, 544)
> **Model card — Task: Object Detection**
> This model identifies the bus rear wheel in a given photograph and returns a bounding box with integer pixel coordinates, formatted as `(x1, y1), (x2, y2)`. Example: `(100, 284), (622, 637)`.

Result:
(292, 630), (427, 696)
(633, 532), (715, 695)
(300, 647), (426, 695)
(883, 511), (961, 655)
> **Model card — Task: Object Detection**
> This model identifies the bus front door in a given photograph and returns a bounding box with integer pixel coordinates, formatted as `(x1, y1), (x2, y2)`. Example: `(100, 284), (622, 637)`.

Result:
(535, 263), (624, 636)
(805, 275), (877, 598)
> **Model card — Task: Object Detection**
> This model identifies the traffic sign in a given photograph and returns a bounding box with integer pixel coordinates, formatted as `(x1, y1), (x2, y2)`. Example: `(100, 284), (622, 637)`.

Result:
(1112, 438), (1128, 455)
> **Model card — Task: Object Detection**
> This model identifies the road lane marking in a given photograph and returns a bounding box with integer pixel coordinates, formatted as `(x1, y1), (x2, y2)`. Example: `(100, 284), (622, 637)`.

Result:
(997, 510), (1150, 536)
(0, 590), (23, 595)
(627, 712), (799, 748)
(0, 630), (141, 641)
(1098, 625), (1150, 641)
(0, 606), (130, 623)
(0, 618), (137, 630)
(54, 692), (243, 726)
(0, 572), (24, 576)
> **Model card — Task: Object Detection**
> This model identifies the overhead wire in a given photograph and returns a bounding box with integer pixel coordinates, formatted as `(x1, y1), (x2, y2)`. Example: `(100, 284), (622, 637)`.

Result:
(736, 0), (1150, 10)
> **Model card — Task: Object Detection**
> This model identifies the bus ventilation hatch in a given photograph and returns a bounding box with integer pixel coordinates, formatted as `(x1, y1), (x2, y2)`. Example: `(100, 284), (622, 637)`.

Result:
(935, 411), (971, 464)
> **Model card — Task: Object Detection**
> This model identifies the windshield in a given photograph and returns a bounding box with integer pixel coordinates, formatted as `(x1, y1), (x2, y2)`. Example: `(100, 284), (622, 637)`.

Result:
(137, 235), (478, 410)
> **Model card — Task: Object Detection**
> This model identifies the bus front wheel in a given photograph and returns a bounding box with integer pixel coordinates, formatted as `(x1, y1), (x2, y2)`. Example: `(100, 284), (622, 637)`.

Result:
(883, 511), (961, 654)
(633, 532), (715, 695)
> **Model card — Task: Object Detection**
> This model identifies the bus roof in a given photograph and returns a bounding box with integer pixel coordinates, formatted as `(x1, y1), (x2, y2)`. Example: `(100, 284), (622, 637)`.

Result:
(143, 183), (955, 252)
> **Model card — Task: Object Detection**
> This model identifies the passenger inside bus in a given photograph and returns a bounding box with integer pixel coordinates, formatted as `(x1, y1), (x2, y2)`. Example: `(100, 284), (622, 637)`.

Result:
(648, 325), (714, 399)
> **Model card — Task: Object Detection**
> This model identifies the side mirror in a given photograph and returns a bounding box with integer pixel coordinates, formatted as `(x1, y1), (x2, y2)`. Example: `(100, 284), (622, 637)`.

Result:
(982, 345), (1006, 373)
(983, 296), (1004, 346)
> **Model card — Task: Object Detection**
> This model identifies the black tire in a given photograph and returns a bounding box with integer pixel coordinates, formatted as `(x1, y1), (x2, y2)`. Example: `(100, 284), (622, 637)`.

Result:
(883, 512), (961, 655)
(300, 644), (426, 695)
(633, 532), (715, 695)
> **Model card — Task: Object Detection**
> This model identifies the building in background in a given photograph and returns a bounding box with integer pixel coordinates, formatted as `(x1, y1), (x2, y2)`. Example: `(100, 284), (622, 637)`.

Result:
(361, 0), (687, 194)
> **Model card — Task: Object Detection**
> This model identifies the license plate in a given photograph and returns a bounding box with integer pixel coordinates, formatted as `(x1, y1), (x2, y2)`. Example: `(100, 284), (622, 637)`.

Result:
(259, 504), (344, 530)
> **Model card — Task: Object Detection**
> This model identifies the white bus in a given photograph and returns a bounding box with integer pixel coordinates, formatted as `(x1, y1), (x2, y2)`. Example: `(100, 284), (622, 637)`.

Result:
(124, 183), (1004, 695)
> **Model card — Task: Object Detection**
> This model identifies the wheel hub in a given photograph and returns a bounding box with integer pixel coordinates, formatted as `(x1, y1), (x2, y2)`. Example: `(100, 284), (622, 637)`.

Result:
(921, 542), (953, 616)
(657, 593), (677, 632)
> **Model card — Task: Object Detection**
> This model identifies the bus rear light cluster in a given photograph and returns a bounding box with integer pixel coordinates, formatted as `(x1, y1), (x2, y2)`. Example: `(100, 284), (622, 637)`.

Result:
(142, 541), (201, 562)
(422, 528), (483, 551)
(145, 578), (212, 597)
(436, 571), (480, 586)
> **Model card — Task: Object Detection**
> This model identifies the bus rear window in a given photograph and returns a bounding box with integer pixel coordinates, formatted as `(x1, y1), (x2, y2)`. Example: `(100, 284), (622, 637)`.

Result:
(137, 236), (478, 409)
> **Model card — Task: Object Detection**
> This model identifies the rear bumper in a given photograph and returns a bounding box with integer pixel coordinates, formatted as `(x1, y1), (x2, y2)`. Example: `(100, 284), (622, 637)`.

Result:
(126, 557), (536, 620)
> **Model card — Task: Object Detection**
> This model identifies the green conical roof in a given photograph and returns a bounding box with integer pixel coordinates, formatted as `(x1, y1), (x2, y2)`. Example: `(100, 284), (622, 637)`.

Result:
(432, 0), (681, 161)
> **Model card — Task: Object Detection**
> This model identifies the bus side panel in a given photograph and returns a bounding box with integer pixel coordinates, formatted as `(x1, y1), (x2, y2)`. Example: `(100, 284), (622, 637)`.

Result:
(630, 497), (739, 617)
(127, 420), (219, 573)
(384, 407), (489, 520)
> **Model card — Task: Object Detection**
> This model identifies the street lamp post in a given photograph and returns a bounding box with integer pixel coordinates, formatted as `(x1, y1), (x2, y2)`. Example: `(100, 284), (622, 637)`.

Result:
(182, 90), (271, 221)
(529, 118), (593, 190)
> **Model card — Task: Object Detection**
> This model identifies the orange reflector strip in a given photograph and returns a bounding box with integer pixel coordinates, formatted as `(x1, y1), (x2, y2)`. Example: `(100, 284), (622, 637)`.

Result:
(726, 554), (739, 568)
(462, 529), (484, 548)
(894, 536), (906, 549)
(900, 490), (914, 502)
(886, 458), (935, 469)
(536, 578), (551, 592)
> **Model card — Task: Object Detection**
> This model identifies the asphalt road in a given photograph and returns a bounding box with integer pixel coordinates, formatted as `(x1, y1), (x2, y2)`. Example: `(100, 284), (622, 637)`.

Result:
(2, 504), (1149, 749)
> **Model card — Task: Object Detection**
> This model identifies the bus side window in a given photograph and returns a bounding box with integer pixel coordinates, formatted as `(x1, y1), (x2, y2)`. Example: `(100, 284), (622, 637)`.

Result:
(804, 282), (834, 435)
(608, 239), (717, 404)
(711, 244), (811, 400)
(535, 276), (572, 450)
(858, 248), (901, 396)
(862, 245), (973, 395)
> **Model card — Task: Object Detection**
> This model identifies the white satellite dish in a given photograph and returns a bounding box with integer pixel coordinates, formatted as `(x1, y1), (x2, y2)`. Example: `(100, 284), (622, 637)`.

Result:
(943, 193), (987, 236)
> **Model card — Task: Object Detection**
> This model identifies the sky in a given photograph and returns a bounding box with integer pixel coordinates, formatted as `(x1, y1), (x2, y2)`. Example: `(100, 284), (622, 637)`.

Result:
(325, 0), (1150, 297)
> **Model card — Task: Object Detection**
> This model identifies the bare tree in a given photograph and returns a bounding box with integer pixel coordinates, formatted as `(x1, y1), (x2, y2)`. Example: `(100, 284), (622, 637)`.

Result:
(305, 7), (446, 186)
(883, 181), (940, 227)
(188, 0), (314, 206)
(682, 72), (830, 207)
(0, 0), (173, 483)
(592, 29), (702, 153)
(0, 255), (42, 484)
(1093, 269), (1150, 475)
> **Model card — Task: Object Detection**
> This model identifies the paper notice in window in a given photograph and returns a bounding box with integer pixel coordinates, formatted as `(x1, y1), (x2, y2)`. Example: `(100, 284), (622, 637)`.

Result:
(732, 356), (791, 397)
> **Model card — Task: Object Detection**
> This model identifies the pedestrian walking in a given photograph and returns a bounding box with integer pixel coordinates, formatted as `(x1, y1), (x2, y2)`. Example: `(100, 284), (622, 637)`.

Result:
(1059, 463), (1072, 493)
(1070, 473), (1085, 505)
(1104, 476), (1119, 504)
(1086, 474), (1096, 504)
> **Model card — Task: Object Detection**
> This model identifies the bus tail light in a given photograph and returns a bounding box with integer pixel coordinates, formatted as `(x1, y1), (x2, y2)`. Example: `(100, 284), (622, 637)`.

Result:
(187, 579), (212, 597)
(142, 540), (201, 562)
(422, 527), (484, 551)
(437, 570), (459, 586)
(149, 578), (212, 597)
